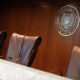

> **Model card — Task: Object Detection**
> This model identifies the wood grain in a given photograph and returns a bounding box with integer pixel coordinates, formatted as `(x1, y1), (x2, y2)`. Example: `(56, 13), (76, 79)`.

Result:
(0, 1), (80, 76)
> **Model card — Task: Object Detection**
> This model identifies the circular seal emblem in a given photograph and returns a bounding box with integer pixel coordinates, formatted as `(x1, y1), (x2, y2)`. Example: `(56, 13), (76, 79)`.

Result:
(55, 5), (80, 36)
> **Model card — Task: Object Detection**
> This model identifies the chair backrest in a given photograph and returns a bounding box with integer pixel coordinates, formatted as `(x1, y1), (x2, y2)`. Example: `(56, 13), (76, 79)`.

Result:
(6, 33), (41, 66)
(66, 46), (80, 80)
(0, 31), (7, 50)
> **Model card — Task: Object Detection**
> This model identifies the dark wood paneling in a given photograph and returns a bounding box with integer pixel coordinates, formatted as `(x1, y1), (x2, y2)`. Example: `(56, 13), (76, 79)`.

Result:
(0, 1), (80, 76)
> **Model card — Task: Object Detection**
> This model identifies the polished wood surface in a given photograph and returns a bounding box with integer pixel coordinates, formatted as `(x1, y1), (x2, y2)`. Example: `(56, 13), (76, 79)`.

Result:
(0, 1), (80, 76)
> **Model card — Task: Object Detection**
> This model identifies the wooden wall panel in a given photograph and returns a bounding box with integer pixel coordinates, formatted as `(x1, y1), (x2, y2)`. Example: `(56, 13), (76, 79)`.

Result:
(0, 4), (53, 73)
(0, 2), (80, 76)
